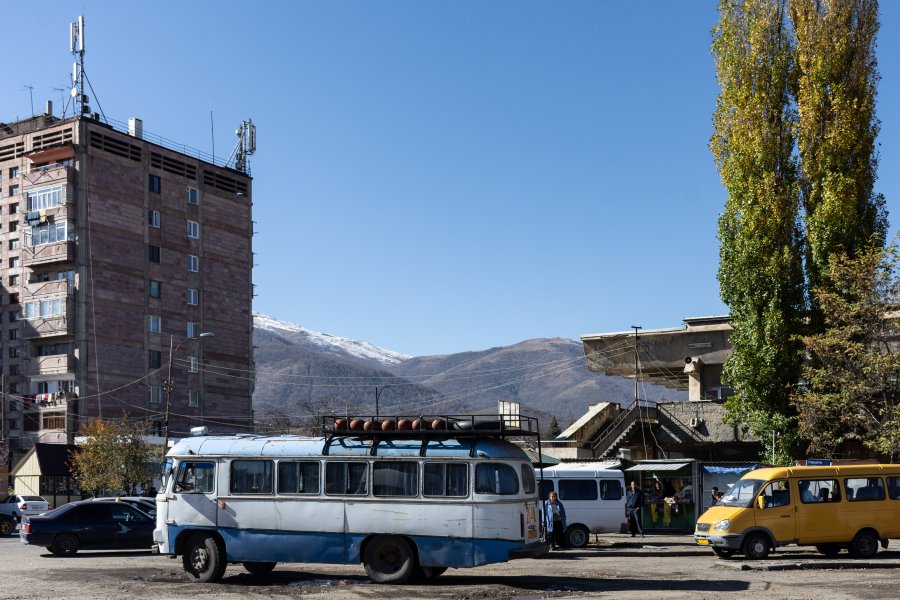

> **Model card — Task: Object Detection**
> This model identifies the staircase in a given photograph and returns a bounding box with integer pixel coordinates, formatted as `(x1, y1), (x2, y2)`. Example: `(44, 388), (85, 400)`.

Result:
(589, 401), (658, 458)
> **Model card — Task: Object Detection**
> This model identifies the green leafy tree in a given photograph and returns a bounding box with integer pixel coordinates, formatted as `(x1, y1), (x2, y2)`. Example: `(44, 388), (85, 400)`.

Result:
(794, 245), (900, 460)
(69, 414), (158, 495)
(791, 0), (887, 317)
(711, 0), (806, 463)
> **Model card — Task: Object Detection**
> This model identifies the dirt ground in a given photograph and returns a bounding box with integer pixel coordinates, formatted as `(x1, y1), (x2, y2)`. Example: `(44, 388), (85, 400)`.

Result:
(2, 533), (899, 600)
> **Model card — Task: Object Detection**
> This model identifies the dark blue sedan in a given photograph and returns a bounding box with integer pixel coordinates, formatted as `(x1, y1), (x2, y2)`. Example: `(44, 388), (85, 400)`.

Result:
(20, 500), (154, 556)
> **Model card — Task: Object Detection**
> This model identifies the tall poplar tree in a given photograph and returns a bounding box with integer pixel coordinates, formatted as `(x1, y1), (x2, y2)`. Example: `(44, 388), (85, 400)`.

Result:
(711, 0), (805, 463)
(791, 0), (887, 310)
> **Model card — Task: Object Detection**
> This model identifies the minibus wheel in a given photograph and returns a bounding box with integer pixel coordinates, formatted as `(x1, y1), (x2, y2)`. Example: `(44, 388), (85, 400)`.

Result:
(848, 530), (879, 559)
(183, 533), (227, 583)
(564, 525), (590, 549)
(363, 535), (416, 583)
(742, 533), (770, 560)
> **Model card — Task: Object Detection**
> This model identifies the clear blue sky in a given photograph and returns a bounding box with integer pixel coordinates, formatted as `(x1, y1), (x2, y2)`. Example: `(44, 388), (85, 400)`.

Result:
(3, 2), (898, 357)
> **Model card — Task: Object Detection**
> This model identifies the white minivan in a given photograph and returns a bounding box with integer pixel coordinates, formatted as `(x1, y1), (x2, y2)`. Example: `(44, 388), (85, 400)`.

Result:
(537, 464), (625, 548)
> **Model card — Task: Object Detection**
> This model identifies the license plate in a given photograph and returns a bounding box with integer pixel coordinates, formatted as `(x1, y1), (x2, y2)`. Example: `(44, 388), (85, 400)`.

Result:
(697, 538), (709, 545)
(528, 529), (537, 539)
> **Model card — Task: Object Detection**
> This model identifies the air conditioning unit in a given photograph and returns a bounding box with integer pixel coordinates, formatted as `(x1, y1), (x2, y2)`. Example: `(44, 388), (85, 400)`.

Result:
(690, 417), (703, 428)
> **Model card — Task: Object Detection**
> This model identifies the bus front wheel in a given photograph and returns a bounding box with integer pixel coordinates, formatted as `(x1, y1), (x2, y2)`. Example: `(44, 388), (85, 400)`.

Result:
(183, 534), (227, 583)
(363, 535), (417, 584)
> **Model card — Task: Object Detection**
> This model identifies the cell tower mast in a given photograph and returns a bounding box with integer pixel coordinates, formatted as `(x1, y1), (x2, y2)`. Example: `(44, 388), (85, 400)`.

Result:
(70, 16), (90, 116)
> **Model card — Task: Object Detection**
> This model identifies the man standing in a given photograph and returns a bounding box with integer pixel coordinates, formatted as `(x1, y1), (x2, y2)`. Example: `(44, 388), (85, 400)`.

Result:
(710, 486), (720, 507)
(544, 491), (567, 550)
(626, 480), (644, 538)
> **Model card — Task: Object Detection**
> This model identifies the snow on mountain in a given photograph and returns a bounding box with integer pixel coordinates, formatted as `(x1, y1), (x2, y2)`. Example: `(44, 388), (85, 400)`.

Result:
(253, 313), (411, 366)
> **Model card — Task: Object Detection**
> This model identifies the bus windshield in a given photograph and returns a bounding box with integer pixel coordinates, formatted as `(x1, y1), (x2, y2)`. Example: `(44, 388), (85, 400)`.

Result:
(718, 479), (763, 508)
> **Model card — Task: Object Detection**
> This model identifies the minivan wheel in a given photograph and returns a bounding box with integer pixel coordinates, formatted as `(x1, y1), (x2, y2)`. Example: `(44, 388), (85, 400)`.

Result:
(848, 531), (879, 559)
(564, 525), (590, 549)
(742, 533), (770, 560)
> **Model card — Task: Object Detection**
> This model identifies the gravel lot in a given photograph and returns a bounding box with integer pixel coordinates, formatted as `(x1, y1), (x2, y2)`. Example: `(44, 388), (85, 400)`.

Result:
(2, 533), (900, 600)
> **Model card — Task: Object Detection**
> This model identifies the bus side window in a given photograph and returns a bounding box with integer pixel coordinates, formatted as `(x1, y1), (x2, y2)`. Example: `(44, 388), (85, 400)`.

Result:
(176, 461), (216, 494)
(231, 460), (274, 495)
(325, 462), (368, 496)
(277, 461), (320, 495)
(475, 463), (519, 495)
(424, 463), (468, 497)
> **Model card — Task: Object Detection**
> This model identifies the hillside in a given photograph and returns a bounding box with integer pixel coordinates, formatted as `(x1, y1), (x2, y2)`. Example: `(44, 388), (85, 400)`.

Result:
(251, 314), (684, 432)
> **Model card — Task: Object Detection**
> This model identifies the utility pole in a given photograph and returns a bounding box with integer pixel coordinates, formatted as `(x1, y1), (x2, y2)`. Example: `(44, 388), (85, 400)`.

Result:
(631, 326), (641, 405)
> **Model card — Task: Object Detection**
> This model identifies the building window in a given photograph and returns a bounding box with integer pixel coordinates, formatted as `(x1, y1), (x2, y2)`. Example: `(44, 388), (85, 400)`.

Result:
(186, 322), (200, 339)
(8, 293), (18, 304)
(187, 288), (199, 305)
(8, 274), (19, 286)
(149, 174), (161, 193)
(26, 185), (63, 211)
(188, 356), (199, 373)
(28, 221), (69, 246)
(187, 187), (199, 205)
(9, 383), (19, 394)
(149, 350), (162, 369)
(9, 203), (18, 214)
(148, 315), (161, 333)
(8, 329), (18, 341)
(24, 299), (63, 319)
(9, 167), (19, 178)
(186, 220), (199, 239)
(188, 390), (199, 407)
(148, 245), (160, 263)
(8, 347), (18, 358)
(8, 257), (19, 268)
(9, 311), (20, 322)
(149, 280), (161, 298)
(148, 210), (160, 228)
(187, 255), (199, 272)
(8, 238), (18, 250)
(149, 386), (162, 404)
(9, 185), (19, 196)
(8, 365), (19, 376)
(9, 221), (17, 233)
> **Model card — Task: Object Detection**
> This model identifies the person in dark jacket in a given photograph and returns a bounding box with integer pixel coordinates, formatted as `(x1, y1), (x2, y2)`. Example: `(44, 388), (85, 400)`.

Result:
(625, 480), (645, 537)
(544, 491), (567, 550)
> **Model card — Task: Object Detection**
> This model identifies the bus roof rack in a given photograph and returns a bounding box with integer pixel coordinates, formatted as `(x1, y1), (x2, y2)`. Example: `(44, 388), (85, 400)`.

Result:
(321, 414), (540, 440)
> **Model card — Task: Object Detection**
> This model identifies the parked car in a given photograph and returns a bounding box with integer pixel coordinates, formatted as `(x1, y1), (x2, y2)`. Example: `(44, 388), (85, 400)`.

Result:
(91, 496), (156, 517)
(0, 495), (50, 536)
(20, 500), (154, 556)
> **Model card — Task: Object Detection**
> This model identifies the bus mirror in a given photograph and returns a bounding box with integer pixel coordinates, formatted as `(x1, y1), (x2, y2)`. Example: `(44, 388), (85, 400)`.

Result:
(757, 496), (765, 510)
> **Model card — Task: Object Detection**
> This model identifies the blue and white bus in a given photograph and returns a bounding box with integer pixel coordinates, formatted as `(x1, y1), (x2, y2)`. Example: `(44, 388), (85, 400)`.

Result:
(154, 415), (548, 583)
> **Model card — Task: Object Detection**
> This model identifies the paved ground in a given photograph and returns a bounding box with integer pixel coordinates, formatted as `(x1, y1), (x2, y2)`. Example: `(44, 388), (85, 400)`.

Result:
(2, 532), (900, 599)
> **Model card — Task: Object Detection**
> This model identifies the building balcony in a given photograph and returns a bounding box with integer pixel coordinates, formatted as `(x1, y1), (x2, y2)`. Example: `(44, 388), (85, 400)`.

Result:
(22, 392), (73, 412)
(22, 163), (75, 189)
(21, 302), (75, 340)
(25, 353), (74, 376)
(22, 240), (75, 267)
(23, 279), (73, 298)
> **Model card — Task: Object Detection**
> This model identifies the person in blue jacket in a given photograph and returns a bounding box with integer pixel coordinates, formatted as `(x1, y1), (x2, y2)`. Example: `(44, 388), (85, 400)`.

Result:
(544, 490), (567, 550)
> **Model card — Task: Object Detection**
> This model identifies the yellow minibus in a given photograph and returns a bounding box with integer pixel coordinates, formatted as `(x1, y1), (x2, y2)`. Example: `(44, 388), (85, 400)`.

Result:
(694, 465), (900, 559)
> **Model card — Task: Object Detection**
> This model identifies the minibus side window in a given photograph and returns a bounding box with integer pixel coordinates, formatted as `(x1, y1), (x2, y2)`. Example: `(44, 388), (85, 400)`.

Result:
(175, 461), (215, 494)
(845, 477), (885, 502)
(600, 479), (623, 501)
(798, 478), (840, 503)
(521, 465), (536, 494)
(373, 461), (418, 497)
(559, 479), (598, 501)
(231, 460), (274, 495)
(475, 463), (519, 495)
(759, 480), (790, 508)
(887, 476), (900, 500)
(423, 462), (468, 497)
(539, 480), (555, 500)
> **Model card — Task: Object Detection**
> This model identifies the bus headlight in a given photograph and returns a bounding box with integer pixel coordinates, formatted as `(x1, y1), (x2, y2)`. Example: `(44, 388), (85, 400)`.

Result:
(713, 519), (730, 531)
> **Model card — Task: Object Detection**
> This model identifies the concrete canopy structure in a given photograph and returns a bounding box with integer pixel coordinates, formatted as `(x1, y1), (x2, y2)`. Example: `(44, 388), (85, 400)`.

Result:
(581, 316), (733, 402)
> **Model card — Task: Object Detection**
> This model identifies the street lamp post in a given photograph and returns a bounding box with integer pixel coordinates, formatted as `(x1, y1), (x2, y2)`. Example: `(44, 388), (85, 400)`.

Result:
(161, 332), (214, 464)
(374, 385), (397, 417)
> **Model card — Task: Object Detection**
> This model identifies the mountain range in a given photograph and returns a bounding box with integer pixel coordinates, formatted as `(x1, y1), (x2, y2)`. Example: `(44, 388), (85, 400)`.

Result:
(251, 314), (685, 434)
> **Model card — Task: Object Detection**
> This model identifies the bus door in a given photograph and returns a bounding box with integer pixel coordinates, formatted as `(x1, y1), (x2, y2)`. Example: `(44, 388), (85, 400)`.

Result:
(169, 459), (218, 527)
(755, 479), (795, 543)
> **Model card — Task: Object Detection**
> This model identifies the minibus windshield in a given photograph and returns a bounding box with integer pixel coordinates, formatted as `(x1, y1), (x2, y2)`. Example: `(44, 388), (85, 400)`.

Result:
(718, 479), (763, 508)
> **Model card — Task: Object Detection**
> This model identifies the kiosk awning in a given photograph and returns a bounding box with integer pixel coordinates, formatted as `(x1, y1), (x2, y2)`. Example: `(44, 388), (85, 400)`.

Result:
(626, 462), (690, 472)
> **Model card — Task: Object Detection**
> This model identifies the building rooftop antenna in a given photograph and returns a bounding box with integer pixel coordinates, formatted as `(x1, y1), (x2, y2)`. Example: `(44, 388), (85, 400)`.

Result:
(227, 119), (257, 174)
(69, 15), (107, 123)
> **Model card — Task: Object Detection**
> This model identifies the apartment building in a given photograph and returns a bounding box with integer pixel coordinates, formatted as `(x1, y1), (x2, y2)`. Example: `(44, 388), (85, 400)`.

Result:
(0, 110), (254, 469)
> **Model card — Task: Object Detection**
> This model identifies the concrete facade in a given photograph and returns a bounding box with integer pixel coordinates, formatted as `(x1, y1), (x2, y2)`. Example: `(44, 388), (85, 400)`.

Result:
(0, 113), (254, 466)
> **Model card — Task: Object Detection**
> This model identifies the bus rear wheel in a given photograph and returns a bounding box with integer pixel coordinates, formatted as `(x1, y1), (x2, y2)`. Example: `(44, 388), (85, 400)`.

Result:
(363, 535), (417, 584)
(183, 534), (227, 583)
(243, 561), (277, 576)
